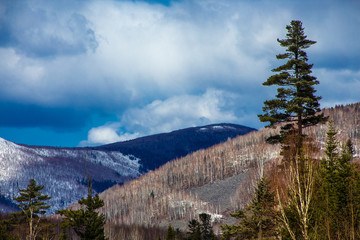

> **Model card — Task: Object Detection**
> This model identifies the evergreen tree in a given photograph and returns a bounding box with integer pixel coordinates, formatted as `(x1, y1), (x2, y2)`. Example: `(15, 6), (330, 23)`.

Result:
(0, 217), (17, 240)
(313, 122), (360, 239)
(166, 225), (176, 240)
(13, 178), (51, 240)
(258, 20), (327, 145)
(187, 213), (216, 240)
(315, 122), (342, 238)
(221, 178), (277, 239)
(57, 181), (107, 240)
(199, 213), (216, 240)
(187, 219), (201, 240)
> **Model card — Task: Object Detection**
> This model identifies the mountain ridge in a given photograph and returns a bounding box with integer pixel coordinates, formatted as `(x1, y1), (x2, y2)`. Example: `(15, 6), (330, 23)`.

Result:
(93, 123), (256, 172)
(0, 123), (255, 213)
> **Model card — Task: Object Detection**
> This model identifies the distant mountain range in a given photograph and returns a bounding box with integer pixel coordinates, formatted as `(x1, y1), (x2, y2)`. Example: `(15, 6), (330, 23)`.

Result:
(93, 123), (256, 172)
(0, 123), (255, 213)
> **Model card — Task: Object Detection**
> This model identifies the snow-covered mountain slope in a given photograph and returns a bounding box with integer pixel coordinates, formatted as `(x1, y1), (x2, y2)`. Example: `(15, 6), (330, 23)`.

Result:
(0, 123), (256, 214)
(0, 138), (140, 213)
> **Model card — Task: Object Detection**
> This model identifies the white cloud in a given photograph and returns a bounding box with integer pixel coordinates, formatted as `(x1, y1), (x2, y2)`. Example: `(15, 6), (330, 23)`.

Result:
(0, 0), (289, 108)
(79, 124), (141, 146)
(88, 126), (121, 144)
(122, 88), (238, 133)
(80, 89), (239, 146)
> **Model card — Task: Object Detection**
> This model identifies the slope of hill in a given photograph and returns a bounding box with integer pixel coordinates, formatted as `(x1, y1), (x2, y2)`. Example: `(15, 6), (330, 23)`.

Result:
(0, 123), (254, 213)
(99, 103), (360, 232)
(0, 138), (141, 213)
(94, 123), (256, 172)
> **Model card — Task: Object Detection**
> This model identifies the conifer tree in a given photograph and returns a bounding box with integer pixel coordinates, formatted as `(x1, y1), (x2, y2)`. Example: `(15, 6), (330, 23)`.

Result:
(258, 20), (327, 145)
(221, 178), (278, 239)
(166, 225), (176, 240)
(199, 213), (216, 240)
(187, 213), (216, 240)
(0, 217), (16, 240)
(57, 180), (107, 240)
(314, 122), (360, 239)
(316, 122), (343, 238)
(187, 219), (201, 240)
(13, 178), (51, 240)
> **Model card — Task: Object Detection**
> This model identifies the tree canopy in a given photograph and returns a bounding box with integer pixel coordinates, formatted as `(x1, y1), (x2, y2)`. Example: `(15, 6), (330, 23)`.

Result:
(258, 20), (327, 144)
(13, 178), (51, 240)
(57, 182), (107, 240)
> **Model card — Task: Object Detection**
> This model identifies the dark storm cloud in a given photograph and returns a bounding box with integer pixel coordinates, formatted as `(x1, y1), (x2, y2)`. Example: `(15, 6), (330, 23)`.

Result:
(0, 102), (88, 130)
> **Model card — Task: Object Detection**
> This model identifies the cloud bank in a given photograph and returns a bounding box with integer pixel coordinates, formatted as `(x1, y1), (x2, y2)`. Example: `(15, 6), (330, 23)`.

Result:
(80, 89), (239, 145)
(0, 0), (359, 146)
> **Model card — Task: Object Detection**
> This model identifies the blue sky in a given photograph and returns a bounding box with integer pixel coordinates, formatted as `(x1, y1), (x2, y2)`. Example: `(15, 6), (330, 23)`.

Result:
(0, 0), (359, 147)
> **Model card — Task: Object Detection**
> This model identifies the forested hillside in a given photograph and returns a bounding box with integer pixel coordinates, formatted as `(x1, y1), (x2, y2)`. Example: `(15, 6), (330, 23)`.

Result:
(99, 103), (360, 232)
(0, 123), (254, 214)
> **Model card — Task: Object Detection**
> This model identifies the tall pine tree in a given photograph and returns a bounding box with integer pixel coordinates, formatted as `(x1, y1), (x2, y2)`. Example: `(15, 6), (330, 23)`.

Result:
(258, 20), (327, 145)
(13, 178), (51, 240)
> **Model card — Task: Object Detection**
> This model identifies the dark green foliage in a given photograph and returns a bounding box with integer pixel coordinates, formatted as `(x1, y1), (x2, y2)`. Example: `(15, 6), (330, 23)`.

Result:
(199, 213), (216, 240)
(187, 213), (216, 240)
(258, 20), (327, 143)
(166, 225), (176, 240)
(13, 178), (51, 240)
(187, 219), (201, 240)
(312, 122), (360, 239)
(165, 225), (184, 240)
(0, 217), (18, 240)
(57, 184), (107, 240)
(13, 179), (51, 216)
(221, 178), (278, 239)
(58, 229), (69, 240)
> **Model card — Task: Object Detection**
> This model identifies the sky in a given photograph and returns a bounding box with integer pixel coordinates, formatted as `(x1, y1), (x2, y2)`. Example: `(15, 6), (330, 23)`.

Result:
(0, 0), (359, 147)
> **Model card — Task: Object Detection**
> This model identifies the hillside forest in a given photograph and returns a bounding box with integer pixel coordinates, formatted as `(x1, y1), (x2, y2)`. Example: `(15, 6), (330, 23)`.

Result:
(1, 20), (360, 240)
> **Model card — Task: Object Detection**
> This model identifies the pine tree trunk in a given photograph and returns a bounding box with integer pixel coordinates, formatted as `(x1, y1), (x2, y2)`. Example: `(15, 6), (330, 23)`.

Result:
(29, 208), (33, 240)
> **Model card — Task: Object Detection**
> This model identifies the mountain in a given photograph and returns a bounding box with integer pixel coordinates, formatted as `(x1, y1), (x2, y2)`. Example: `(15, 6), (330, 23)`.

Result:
(0, 123), (255, 213)
(0, 138), (141, 213)
(94, 123), (256, 172)
(98, 103), (360, 234)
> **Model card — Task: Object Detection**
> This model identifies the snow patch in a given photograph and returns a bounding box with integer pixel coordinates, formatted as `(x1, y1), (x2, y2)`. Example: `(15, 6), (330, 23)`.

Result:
(198, 125), (236, 132)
